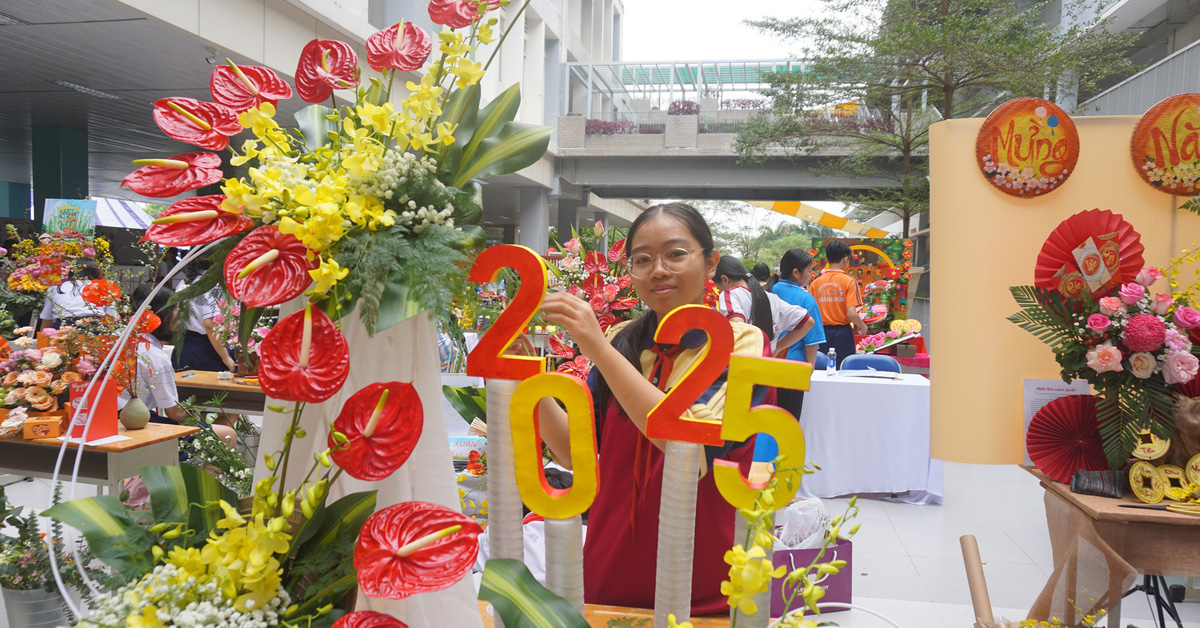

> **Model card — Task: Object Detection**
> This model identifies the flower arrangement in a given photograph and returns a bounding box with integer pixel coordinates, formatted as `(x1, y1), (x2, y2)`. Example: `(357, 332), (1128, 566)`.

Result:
(1009, 266), (1200, 466)
(545, 223), (641, 379)
(175, 396), (260, 496)
(0, 329), (81, 415)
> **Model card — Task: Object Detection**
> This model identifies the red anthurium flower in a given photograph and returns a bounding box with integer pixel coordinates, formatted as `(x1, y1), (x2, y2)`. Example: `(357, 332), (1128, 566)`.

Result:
(295, 39), (360, 104)
(145, 195), (253, 247)
(259, 303), (349, 403)
(466, 450), (485, 476)
(548, 334), (575, 359)
(329, 381), (423, 481)
(81, 280), (121, 307)
(584, 250), (608, 275)
(367, 21), (432, 72)
(354, 502), (482, 599)
(121, 152), (222, 198)
(333, 611), (409, 628)
(608, 237), (627, 263)
(557, 355), (591, 380)
(581, 272), (605, 297)
(223, 225), (317, 307)
(210, 61), (294, 113)
(596, 311), (617, 332)
(427, 0), (478, 29)
(610, 297), (639, 311)
(617, 274), (633, 290)
(152, 97), (241, 150)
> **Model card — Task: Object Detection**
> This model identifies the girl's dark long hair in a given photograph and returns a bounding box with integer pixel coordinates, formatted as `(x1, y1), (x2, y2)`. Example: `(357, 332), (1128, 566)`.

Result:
(592, 202), (714, 414)
(780, 249), (815, 284)
(715, 256), (775, 341)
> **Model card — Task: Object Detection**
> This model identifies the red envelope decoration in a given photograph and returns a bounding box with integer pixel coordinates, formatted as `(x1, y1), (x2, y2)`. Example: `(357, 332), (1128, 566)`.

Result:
(366, 21), (432, 72)
(121, 152), (223, 198)
(146, 195), (253, 247)
(223, 226), (317, 307)
(333, 611), (409, 628)
(354, 502), (482, 599)
(152, 97), (241, 150)
(1034, 209), (1145, 297)
(259, 304), (349, 403)
(210, 62), (294, 113)
(329, 382), (422, 481)
(295, 39), (360, 104)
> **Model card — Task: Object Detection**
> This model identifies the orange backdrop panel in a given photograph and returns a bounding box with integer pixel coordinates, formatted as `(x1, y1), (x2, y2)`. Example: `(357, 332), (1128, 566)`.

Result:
(930, 115), (1200, 464)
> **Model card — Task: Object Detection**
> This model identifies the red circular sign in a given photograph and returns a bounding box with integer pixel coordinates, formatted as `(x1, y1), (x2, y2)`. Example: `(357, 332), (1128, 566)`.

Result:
(1131, 93), (1200, 196)
(976, 97), (1079, 198)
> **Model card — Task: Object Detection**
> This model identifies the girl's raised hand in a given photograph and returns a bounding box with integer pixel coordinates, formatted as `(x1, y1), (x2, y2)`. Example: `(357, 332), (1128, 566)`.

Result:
(540, 292), (607, 358)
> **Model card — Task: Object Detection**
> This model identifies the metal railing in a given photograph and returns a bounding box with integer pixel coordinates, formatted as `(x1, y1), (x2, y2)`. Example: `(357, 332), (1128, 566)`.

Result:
(1081, 37), (1200, 115)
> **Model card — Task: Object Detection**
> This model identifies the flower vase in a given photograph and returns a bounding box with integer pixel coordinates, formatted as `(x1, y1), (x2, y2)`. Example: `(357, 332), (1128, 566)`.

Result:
(118, 397), (150, 430)
(1, 586), (67, 628)
(254, 305), (483, 628)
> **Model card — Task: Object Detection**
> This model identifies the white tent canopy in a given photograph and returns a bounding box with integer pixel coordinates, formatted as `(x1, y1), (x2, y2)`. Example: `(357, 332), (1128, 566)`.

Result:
(93, 197), (154, 230)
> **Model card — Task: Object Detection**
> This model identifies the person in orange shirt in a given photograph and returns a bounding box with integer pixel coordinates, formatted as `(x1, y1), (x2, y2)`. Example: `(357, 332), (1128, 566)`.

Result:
(809, 240), (867, 367)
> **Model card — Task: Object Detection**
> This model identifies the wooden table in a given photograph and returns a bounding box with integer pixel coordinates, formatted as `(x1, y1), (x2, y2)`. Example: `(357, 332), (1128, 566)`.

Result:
(1027, 468), (1200, 626)
(175, 370), (266, 414)
(0, 423), (199, 494)
(479, 600), (730, 627)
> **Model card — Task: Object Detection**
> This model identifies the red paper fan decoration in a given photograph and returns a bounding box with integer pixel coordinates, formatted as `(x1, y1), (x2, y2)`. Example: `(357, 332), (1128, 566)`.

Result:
(258, 305), (349, 403)
(1026, 394), (1111, 483)
(1172, 371), (1200, 399)
(329, 382), (423, 481)
(1033, 209), (1145, 298)
(354, 502), (482, 599)
(1131, 93), (1200, 196)
(976, 97), (1079, 198)
(145, 195), (254, 247)
(333, 611), (408, 628)
(223, 225), (317, 307)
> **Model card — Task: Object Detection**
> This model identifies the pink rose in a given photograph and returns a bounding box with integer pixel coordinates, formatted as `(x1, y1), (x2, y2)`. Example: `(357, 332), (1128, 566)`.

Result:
(77, 360), (96, 376)
(563, 238), (583, 255)
(1135, 268), (1161, 287)
(1086, 342), (1123, 373)
(212, 314), (225, 325)
(594, 220), (605, 237)
(1119, 283), (1146, 305)
(1129, 352), (1157, 379)
(1153, 294), (1174, 316)
(1163, 350), (1200, 385)
(602, 283), (620, 302)
(41, 327), (57, 338)
(886, 330), (900, 338)
(1166, 328), (1191, 352)
(1086, 314), (1110, 334)
(1174, 306), (1200, 329)
(1098, 297), (1125, 317)
(588, 293), (607, 313)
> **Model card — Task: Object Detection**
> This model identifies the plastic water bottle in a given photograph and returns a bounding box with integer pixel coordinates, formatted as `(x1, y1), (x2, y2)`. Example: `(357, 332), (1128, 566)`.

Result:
(826, 348), (837, 376)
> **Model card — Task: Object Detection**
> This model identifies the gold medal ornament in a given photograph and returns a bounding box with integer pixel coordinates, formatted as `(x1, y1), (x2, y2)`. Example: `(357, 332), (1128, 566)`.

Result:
(1185, 452), (1200, 486)
(1131, 427), (1170, 460)
(1130, 460), (1166, 504)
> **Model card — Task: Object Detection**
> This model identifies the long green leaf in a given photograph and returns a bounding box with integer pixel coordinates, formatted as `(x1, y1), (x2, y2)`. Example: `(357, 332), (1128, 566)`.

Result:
(140, 465), (187, 525)
(238, 306), (267, 354)
(180, 463), (238, 547)
(44, 495), (156, 581)
(443, 385), (487, 424)
(479, 559), (589, 628)
(453, 122), (553, 187)
(438, 85), (481, 176)
(286, 492), (376, 590)
(374, 275), (425, 334)
(460, 83), (522, 168)
(295, 104), (337, 152)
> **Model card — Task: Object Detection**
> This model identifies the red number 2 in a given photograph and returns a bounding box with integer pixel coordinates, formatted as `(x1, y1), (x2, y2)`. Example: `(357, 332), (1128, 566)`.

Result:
(643, 305), (731, 446)
(466, 245), (546, 380)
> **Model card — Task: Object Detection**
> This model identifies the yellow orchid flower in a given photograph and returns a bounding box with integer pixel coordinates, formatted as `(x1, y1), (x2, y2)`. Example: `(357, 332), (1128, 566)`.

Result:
(238, 102), (278, 137)
(308, 257), (349, 295)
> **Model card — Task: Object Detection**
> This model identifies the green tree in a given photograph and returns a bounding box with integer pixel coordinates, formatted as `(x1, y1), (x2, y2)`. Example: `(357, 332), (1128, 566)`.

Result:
(694, 200), (836, 268)
(735, 0), (1137, 236)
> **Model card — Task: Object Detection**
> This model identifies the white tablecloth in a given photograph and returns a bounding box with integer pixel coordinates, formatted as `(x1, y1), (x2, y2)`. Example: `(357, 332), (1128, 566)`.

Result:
(795, 373), (943, 504)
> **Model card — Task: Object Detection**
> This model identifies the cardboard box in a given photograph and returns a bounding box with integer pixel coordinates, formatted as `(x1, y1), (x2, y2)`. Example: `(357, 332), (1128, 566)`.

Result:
(895, 344), (917, 358)
(770, 537), (852, 618)
(23, 417), (62, 439)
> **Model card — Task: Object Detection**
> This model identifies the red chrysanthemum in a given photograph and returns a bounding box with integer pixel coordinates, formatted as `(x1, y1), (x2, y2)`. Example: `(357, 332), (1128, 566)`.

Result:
(329, 382), (423, 481)
(223, 226), (317, 307)
(152, 97), (241, 150)
(1123, 313), (1167, 353)
(366, 21), (433, 72)
(259, 305), (350, 403)
(121, 152), (223, 198)
(354, 502), (482, 599)
(333, 611), (408, 628)
(145, 195), (253, 247)
(295, 39), (360, 104)
(81, 280), (121, 307)
(210, 62), (294, 113)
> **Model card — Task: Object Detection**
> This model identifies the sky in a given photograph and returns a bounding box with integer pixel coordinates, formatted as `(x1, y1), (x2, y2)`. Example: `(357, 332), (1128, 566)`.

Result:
(621, 1), (813, 63)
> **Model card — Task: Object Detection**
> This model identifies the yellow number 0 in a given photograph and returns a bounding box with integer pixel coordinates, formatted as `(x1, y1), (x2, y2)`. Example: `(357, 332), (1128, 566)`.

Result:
(713, 355), (812, 510)
(510, 372), (599, 519)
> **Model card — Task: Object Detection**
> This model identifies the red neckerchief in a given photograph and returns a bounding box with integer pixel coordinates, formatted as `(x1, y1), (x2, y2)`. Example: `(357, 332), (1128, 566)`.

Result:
(627, 342), (687, 535)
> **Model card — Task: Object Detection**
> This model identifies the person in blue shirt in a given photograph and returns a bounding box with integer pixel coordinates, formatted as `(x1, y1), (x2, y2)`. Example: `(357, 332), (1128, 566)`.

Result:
(770, 248), (825, 419)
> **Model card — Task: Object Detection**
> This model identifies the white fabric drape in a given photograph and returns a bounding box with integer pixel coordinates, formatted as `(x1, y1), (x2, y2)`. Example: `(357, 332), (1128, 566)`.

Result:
(254, 307), (483, 628)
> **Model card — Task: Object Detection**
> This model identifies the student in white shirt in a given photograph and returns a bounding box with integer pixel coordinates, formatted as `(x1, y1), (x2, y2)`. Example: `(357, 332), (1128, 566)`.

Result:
(715, 256), (815, 357)
(171, 264), (236, 373)
(39, 261), (117, 329)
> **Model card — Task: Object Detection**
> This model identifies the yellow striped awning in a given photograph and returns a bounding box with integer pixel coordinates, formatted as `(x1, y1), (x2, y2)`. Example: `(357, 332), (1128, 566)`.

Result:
(745, 201), (891, 239)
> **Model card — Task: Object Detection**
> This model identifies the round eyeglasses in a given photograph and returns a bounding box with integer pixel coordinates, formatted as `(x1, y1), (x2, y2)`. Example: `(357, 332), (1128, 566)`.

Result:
(627, 248), (698, 278)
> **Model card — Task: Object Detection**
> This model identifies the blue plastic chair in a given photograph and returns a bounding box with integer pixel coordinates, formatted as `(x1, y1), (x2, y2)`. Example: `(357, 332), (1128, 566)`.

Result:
(813, 351), (829, 371)
(840, 353), (901, 373)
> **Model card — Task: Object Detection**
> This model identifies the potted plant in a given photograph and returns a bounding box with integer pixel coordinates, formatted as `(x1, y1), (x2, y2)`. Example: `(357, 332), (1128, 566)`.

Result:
(0, 485), (108, 628)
